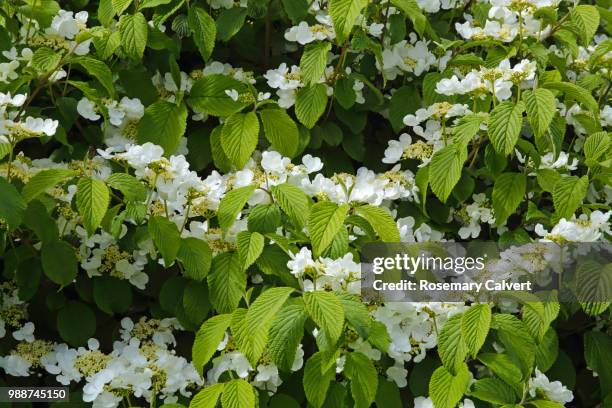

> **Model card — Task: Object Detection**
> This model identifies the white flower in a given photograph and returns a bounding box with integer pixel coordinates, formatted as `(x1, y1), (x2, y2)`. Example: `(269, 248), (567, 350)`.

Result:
(13, 322), (35, 342)
(386, 363), (408, 387)
(77, 98), (101, 121)
(225, 89), (239, 101)
(0, 355), (31, 376)
(414, 396), (434, 408)
(529, 368), (574, 404)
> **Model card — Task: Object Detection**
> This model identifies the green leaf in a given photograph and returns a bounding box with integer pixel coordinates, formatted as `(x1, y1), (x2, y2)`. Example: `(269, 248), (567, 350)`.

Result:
(190, 383), (225, 408)
(281, 0), (309, 23)
(308, 201), (349, 257)
(93, 276), (133, 314)
(268, 303), (308, 371)
(248, 204), (282, 234)
(215, 8), (248, 42)
(329, 0), (368, 43)
(76, 178), (110, 236)
(543, 81), (598, 112)
(148, 216), (181, 265)
(303, 351), (336, 408)
(192, 314), (232, 375)
(234, 287), (294, 364)
(390, 0), (427, 37)
(119, 12), (148, 60)
(336, 292), (371, 339)
(112, 0), (131, 15)
(183, 281), (211, 327)
(221, 379), (256, 408)
(208, 252), (246, 313)
(188, 6), (216, 60)
(22, 169), (77, 202)
(345, 352), (378, 408)
(188, 74), (249, 117)
(258, 108), (299, 157)
(236, 231), (265, 270)
(429, 145), (467, 202)
(523, 88), (556, 138)
(218, 185), (256, 230)
(492, 314), (536, 378)
(552, 175), (588, 219)
(452, 114), (485, 147)
(295, 84), (328, 129)
(438, 313), (468, 375)
(537, 168), (561, 193)
(221, 112), (260, 168)
(492, 172), (526, 225)
(429, 364), (470, 408)
(73, 56), (115, 97)
(137, 101), (188, 155)
(23, 200), (59, 243)
(488, 101), (525, 156)
(461, 303), (492, 357)
(355, 204), (400, 242)
(57, 301), (96, 346)
(470, 378), (518, 405)
(335, 76), (357, 110)
(576, 260), (612, 316)
(303, 291), (344, 343)
(271, 183), (311, 228)
(535, 327), (559, 372)
(0, 178), (26, 231)
(584, 330), (612, 394)
(41, 240), (77, 286)
(478, 353), (523, 386)
(106, 173), (147, 202)
(177, 237), (213, 281)
(571, 5), (600, 45)
(31, 47), (61, 74)
(300, 42), (331, 85)
(584, 131), (610, 161)
(98, 0), (115, 26)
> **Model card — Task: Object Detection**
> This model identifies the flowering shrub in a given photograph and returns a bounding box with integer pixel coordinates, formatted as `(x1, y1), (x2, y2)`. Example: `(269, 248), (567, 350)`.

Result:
(0, 0), (611, 407)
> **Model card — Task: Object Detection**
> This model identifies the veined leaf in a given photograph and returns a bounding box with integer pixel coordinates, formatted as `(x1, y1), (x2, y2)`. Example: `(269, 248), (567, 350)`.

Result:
(192, 314), (232, 375)
(329, 0), (368, 43)
(295, 84), (327, 129)
(236, 231), (265, 270)
(300, 41), (331, 85)
(22, 169), (77, 202)
(188, 6), (216, 60)
(221, 111), (259, 168)
(461, 303), (492, 357)
(271, 183), (311, 228)
(221, 379), (256, 408)
(345, 352), (378, 408)
(137, 101), (188, 155)
(552, 175), (588, 219)
(148, 216), (181, 266)
(308, 201), (349, 257)
(207, 252), (245, 313)
(488, 101), (525, 156)
(492, 172), (526, 225)
(429, 364), (470, 408)
(234, 287), (294, 364)
(218, 185), (256, 230)
(303, 291), (345, 343)
(76, 178), (110, 236)
(258, 108), (299, 157)
(355, 204), (400, 242)
(119, 12), (148, 60)
(429, 144), (467, 202)
(523, 88), (556, 138)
